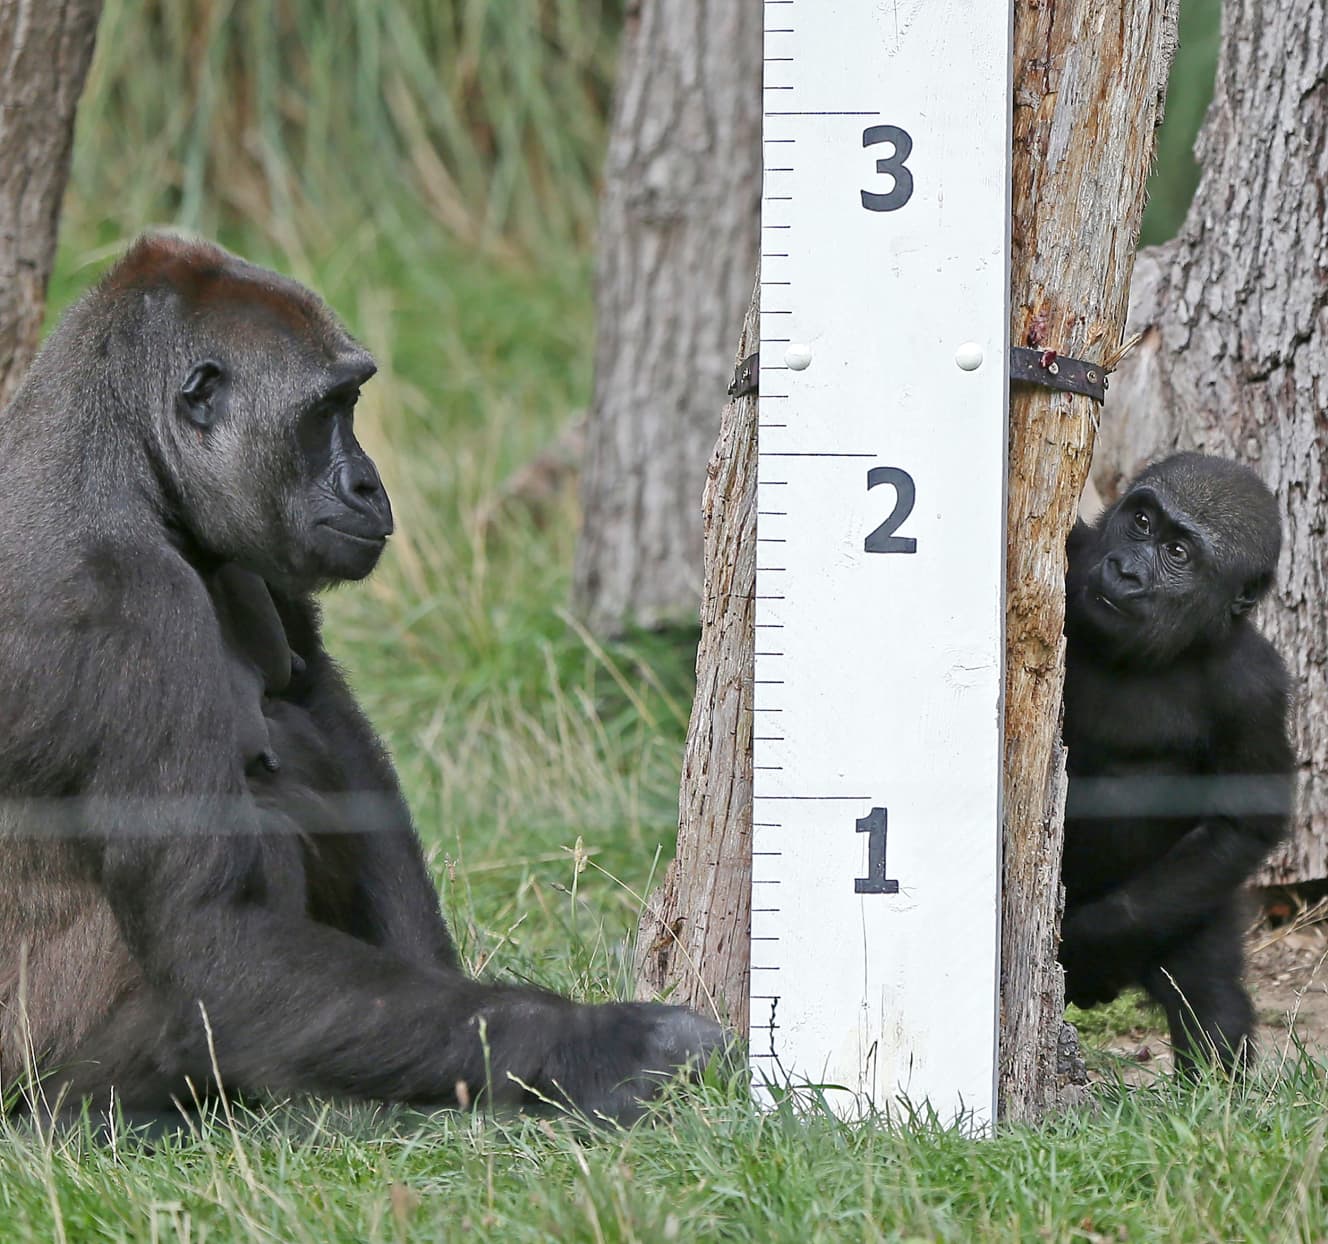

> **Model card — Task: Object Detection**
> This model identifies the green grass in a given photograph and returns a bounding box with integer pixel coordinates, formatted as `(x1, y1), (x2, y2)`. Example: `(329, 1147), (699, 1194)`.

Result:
(4, 1059), (1328, 1240)
(6, 2), (1307, 1239)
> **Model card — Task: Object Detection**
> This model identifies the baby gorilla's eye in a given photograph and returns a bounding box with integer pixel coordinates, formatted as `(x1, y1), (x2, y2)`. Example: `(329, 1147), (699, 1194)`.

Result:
(1165, 540), (1190, 564)
(1133, 510), (1151, 534)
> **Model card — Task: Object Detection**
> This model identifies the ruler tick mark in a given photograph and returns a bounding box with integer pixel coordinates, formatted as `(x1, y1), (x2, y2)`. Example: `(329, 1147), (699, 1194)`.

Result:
(755, 795), (870, 801)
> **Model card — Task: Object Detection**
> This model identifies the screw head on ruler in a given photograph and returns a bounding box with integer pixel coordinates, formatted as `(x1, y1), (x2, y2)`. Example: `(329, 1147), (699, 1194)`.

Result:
(954, 342), (985, 371)
(784, 342), (813, 371)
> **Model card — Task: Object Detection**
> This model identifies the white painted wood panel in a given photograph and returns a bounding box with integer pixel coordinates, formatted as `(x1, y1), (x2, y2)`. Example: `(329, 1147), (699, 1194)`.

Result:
(753, 0), (1012, 1129)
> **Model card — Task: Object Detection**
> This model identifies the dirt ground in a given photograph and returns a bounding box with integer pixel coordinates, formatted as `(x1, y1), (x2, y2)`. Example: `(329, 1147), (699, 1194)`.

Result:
(1095, 903), (1328, 1078)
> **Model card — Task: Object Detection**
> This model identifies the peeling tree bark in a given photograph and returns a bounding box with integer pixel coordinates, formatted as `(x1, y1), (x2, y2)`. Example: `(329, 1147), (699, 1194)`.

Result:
(572, 0), (761, 636)
(634, 274), (757, 1026)
(1000, 0), (1178, 1121)
(1090, 0), (1328, 887)
(0, 0), (101, 407)
(637, 3), (1179, 1119)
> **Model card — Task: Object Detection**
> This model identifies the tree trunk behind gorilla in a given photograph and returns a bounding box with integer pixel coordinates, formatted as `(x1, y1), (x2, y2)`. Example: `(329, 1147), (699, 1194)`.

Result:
(571, 0), (761, 635)
(0, 0), (102, 406)
(1092, 0), (1328, 885)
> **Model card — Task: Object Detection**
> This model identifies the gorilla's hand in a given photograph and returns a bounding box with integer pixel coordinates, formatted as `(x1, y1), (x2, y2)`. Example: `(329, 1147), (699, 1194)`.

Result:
(1060, 905), (1143, 1009)
(537, 1003), (726, 1125)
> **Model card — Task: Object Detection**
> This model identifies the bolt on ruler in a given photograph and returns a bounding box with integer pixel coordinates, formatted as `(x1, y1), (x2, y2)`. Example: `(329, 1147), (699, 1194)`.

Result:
(752, 0), (1012, 1128)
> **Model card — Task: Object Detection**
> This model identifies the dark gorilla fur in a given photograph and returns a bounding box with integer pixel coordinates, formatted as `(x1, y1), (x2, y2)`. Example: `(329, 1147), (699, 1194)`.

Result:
(1062, 452), (1294, 1071)
(0, 234), (721, 1124)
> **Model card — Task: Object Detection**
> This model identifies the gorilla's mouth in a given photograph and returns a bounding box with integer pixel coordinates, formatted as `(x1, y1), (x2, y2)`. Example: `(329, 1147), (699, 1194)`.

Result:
(1093, 592), (1124, 616)
(318, 521), (389, 547)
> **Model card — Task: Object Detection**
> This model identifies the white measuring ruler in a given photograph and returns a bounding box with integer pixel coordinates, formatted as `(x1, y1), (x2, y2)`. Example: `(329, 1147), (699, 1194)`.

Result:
(752, 0), (1012, 1127)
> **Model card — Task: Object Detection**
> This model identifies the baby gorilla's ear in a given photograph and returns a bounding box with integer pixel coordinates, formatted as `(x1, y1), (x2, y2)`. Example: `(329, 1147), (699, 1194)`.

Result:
(1232, 572), (1272, 617)
(177, 360), (226, 430)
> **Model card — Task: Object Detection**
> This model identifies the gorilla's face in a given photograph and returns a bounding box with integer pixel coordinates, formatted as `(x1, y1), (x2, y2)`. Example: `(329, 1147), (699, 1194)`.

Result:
(292, 366), (394, 584)
(1074, 484), (1217, 659)
(1068, 469), (1275, 667)
(169, 344), (392, 592)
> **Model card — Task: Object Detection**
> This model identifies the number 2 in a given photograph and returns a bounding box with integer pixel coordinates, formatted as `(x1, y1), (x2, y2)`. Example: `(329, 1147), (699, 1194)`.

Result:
(864, 466), (917, 554)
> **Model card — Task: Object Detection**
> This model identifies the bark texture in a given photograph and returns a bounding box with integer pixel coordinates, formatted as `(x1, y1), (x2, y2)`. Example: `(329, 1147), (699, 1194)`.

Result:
(636, 3), (1178, 1118)
(1090, 0), (1328, 886)
(0, 0), (101, 407)
(572, 0), (761, 635)
(1001, 0), (1179, 1122)
(633, 276), (757, 1025)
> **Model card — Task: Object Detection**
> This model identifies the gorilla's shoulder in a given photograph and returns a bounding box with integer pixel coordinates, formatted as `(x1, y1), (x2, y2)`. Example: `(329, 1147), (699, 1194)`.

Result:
(1211, 625), (1289, 723)
(2, 530), (215, 648)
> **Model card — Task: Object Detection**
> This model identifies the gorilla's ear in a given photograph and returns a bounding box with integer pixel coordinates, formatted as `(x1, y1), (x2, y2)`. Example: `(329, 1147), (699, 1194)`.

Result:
(177, 360), (226, 429)
(1232, 573), (1272, 617)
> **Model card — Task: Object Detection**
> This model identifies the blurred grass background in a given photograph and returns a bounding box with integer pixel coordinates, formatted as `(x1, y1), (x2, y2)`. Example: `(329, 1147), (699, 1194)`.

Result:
(14, 4), (1313, 1241)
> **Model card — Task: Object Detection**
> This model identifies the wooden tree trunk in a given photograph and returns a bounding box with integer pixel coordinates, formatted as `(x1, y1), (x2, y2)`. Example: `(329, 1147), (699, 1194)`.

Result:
(999, 1), (1178, 1120)
(636, 4), (1178, 1119)
(1090, 0), (1328, 887)
(572, 0), (761, 636)
(0, 0), (101, 407)
(633, 275), (757, 1024)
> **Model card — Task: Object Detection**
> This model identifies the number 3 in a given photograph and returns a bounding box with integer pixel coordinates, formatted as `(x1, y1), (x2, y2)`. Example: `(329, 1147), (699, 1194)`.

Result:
(861, 125), (914, 212)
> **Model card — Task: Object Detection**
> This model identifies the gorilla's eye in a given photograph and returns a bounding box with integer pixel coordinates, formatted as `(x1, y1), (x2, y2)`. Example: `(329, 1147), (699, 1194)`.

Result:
(1133, 510), (1151, 534)
(1165, 540), (1190, 565)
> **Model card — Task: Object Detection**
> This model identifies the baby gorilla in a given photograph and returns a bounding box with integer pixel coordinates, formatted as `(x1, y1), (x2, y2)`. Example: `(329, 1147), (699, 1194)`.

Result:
(0, 235), (721, 1125)
(1061, 453), (1293, 1072)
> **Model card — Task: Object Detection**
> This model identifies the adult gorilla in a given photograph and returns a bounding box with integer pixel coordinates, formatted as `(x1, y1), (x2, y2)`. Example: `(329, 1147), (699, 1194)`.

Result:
(0, 235), (720, 1122)
(1061, 453), (1294, 1072)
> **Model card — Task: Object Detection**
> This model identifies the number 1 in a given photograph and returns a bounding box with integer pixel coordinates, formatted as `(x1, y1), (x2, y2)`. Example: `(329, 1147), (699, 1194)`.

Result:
(855, 807), (900, 894)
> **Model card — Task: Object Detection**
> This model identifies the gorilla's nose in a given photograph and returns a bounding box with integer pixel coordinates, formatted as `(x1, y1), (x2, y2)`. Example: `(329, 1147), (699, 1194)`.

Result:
(1102, 552), (1144, 597)
(337, 460), (394, 536)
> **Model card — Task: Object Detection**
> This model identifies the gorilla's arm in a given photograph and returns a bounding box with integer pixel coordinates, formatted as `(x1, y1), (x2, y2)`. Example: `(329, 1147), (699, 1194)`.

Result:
(1062, 641), (1292, 955)
(272, 591), (460, 971)
(79, 552), (713, 1115)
